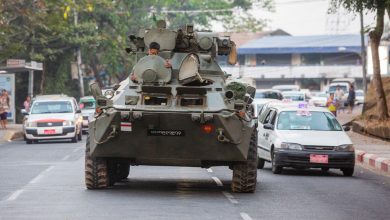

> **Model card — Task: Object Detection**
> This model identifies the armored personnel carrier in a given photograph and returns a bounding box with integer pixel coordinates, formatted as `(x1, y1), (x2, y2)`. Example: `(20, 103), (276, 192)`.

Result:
(85, 21), (258, 193)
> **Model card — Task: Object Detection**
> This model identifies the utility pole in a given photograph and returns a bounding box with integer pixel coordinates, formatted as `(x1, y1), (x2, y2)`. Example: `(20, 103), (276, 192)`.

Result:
(360, 8), (368, 93)
(73, 0), (85, 97)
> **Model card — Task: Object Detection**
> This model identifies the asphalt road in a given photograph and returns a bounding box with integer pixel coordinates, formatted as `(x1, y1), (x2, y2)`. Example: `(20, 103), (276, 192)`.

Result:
(1, 137), (390, 220)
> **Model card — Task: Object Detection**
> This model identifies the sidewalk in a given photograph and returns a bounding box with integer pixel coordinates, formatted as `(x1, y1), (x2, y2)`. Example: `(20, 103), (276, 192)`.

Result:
(337, 106), (390, 175)
(0, 124), (24, 144)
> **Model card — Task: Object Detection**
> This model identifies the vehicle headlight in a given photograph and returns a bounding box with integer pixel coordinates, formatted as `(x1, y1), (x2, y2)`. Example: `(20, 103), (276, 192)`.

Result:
(63, 120), (74, 126)
(336, 144), (354, 152)
(280, 142), (303, 150)
(25, 121), (37, 127)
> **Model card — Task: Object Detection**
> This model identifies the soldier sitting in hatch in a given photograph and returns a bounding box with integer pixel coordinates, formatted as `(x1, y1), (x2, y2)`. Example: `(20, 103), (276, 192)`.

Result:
(130, 42), (171, 82)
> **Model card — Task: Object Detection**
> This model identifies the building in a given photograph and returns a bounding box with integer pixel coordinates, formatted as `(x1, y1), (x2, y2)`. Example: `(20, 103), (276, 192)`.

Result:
(222, 34), (369, 90)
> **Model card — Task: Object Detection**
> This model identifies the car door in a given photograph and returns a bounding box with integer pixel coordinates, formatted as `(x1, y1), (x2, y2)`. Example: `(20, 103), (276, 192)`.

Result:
(265, 110), (278, 160)
(258, 108), (276, 161)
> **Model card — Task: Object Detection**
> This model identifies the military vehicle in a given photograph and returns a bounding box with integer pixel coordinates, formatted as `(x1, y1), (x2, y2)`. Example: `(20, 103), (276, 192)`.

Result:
(85, 21), (258, 193)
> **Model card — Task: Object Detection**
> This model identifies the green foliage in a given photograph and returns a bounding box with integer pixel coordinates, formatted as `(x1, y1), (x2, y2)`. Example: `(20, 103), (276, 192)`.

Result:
(226, 81), (247, 100)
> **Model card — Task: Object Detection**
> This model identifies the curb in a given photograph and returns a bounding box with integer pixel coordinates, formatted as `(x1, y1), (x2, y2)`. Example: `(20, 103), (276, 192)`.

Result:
(355, 150), (390, 174)
(2, 130), (24, 142)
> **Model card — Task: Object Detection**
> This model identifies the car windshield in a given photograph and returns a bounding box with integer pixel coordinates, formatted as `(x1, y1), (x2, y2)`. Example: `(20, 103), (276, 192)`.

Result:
(329, 85), (347, 93)
(316, 93), (328, 98)
(255, 92), (281, 99)
(277, 111), (342, 131)
(283, 94), (304, 101)
(356, 91), (364, 96)
(31, 101), (73, 114)
(80, 101), (95, 109)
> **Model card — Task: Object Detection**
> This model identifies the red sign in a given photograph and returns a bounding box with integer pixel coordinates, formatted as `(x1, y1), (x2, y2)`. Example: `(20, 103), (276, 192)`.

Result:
(6, 59), (26, 67)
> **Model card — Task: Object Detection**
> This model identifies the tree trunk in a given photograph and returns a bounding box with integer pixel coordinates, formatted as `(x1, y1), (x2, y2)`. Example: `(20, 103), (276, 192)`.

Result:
(369, 4), (389, 120)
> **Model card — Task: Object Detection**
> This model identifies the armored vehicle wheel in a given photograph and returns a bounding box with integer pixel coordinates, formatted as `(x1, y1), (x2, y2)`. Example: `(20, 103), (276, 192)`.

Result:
(108, 161), (130, 182)
(341, 167), (354, 176)
(116, 162), (130, 180)
(231, 131), (257, 193)
(85, 137), (110, 189)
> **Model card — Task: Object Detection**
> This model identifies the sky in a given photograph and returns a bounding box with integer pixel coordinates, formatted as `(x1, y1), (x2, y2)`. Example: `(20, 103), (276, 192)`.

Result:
(215, 0), (380, 36)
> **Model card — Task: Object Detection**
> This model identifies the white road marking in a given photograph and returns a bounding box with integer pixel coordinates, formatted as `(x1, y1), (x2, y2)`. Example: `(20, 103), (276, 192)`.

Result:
(207, 168), (213, 173)
(240, 212), (253, 220)
(29, 166), (55, 184)
(212, 177), (223, 186)
(6, 189), (24, 201)
(62, 155), (70, 161)
(222, 191), (238, 204)
(72, 148), (82, 153)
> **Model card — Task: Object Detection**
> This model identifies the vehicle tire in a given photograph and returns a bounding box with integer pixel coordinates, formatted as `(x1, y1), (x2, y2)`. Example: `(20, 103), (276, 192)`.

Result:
(271, 151), (282, 174)
(257, 157), (265, 169)
(341, 167), (354, 177)
(85, 137), (110, 189)
(77, 128), (82, 141)
(111, 162), (130, 180)
(231, 130), (257, 193)
(26, 139), (33, 144)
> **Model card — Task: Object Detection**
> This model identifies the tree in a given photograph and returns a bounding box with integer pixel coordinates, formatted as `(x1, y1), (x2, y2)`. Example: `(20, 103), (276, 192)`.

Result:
(330, 0), (389, 120)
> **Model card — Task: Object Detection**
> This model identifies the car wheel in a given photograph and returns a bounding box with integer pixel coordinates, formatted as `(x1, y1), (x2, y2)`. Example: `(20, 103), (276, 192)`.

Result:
(26, 139), (33, 144)
(271, 151), (282, 174)
(341, 167), (354, 176)
(257, 157), (265, 169)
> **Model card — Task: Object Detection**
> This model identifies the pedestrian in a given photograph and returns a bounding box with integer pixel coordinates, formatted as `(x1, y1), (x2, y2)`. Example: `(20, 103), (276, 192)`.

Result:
(347, 85), (356, 114)
(0, 89), (10, 129)
(334, 86), (344, 113)
(23, 95), (31, 112)
(326, 93), (338, 116)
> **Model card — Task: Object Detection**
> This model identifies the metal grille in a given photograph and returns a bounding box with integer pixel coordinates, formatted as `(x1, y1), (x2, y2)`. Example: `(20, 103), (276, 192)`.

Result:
(37, 122), (63, 127)
(304, 146), (334, 151)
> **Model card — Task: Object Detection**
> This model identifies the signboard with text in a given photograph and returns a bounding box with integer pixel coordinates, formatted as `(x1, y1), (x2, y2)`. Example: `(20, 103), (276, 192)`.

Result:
(0, 74), (15, 123)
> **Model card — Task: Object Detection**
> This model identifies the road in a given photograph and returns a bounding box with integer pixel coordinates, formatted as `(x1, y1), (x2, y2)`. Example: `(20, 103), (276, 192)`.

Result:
(1, 137), (390, 220)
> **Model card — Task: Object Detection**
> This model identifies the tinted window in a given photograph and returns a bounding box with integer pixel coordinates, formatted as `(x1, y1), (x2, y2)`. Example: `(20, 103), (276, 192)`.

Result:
(255, 91), (282, 100)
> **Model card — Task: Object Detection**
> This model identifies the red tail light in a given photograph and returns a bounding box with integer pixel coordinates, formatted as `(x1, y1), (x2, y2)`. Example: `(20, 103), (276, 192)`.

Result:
(201, 124), (214, 134)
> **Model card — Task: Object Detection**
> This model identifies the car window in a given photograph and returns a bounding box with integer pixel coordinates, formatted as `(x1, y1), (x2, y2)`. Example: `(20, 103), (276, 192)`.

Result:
(276, 111), (342, 131)
(80, 101), (96, 109)
(258, 108), (270, 124)
(263, 109), (276, 124)
(31, 101), (73, 114)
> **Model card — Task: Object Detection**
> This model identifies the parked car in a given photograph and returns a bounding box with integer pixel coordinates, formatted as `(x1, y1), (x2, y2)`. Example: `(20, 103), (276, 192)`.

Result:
(281, 91), (306, 102)
(23, 95), (83, 144)
(255, 89), (283, 100)
(79, 96), (96, 134)
(309, 92), (328, 107)
(355, 89), (365, 105)
(256, 103), (355, 176)
(272, 84), (300, 92)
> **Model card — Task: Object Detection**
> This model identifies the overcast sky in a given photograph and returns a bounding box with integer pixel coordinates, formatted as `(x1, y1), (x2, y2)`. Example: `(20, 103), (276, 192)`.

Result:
(214, 0), (380, 36)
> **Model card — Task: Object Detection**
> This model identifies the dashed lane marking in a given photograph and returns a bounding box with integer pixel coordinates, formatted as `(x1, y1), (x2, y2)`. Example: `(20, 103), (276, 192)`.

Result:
(240, 212), (253, 220)
(29, 166), (55, 184)
(212, 177), (223, 186)
(61, 155), (70, 161)
(207, 168), (213, 173)
(6, 189), (24, 201)
(222, 191), (238, 204)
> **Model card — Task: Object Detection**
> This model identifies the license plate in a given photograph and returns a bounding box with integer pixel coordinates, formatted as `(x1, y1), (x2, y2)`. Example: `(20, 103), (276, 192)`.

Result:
(310, 154), (328, 164)
(147, 129), (185, 136)
(44, 129), (56, 135)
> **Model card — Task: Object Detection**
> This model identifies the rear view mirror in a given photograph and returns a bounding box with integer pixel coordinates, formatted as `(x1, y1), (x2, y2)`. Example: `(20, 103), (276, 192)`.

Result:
(21, 109), (29, 116)
(263, 123), (274, 130)
(343, 126), (351, 132)
(76, 109), (82, 114)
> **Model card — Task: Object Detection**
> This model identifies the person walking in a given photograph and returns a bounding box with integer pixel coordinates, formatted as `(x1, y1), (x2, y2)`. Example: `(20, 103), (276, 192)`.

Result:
(347, 85), (356, 114)
(0, 89), (10, 129)
(326, 93), (338, 116)
(334, 86), (344, 113)
(23, 95), (31, 112)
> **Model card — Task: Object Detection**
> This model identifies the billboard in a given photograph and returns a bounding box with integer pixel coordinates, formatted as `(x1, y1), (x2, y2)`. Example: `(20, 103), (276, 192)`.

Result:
(0, 74), (15, 123)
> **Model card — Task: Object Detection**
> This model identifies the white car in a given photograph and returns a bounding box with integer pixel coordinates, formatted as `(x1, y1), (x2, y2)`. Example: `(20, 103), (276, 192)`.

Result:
(257, 103), (355, 176)
(309, 92), (328, 107)
(355, 89), (364, 105)
(281, 91), (307, 102)
(79, 96), (96, 133)
(23, 95), (83, 144)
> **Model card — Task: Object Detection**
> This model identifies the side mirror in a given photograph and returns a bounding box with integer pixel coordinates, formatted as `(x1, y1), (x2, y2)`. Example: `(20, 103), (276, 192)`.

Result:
(343, 126), (351, 132)
(104, 89), (115, 99)
(89, 82), (103, 100)
(21, 109), (29, 116)
(263, 123), (274, 130)
(76, 109), (82, 114)
(246, 86), (256, 99)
